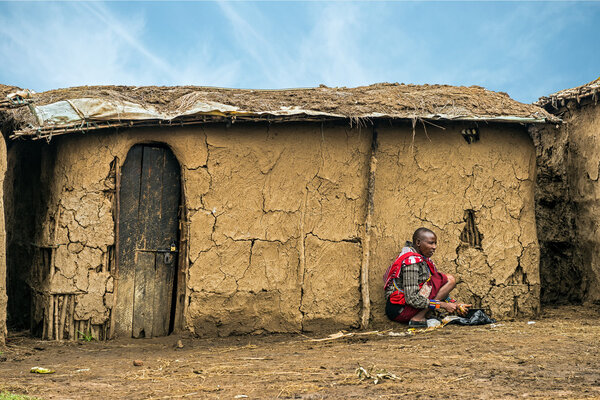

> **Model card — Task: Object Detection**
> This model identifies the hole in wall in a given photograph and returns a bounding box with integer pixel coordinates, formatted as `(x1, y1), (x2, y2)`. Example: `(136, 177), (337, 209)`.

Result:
(460, 209), (483, 249)
(461, 127), (480, 144)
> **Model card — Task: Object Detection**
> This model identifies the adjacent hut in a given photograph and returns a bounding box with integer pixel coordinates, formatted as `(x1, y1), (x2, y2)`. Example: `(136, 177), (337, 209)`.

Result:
(0, 84), (23, 345)
(0, 83), (556, 341)
(534, 77), (600, 305)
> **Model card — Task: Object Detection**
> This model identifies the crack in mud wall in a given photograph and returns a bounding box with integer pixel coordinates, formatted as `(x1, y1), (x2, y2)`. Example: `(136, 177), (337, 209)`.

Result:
(24, 120), (540, 338)
(534, 101), (600, 305)
(369, 123), (540, 323)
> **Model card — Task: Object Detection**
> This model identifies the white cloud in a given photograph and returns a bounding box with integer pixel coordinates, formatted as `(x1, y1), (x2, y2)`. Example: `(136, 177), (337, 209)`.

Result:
(216, 2), (387, 88)
(0, 2), (240, 91)
(216, 1), (296, 87)
(295, 4), (370, 87)
(432, 3), (583, 102)
(0, 3), (147, 89)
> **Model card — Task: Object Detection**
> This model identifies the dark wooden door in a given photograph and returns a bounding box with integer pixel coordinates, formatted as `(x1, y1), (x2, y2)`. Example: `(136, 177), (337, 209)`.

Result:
(114, 144), (180, 338)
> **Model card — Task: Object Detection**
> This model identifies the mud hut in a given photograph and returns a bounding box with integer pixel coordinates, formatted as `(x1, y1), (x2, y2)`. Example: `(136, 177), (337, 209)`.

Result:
(0, 83), (556, 341)
(0, 85), (24, 345)
(534, 77), (600, 305)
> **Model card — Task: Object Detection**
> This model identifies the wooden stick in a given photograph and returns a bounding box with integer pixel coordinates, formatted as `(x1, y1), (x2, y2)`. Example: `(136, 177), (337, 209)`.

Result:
(298, 189), (309, 326)
(360, 127), (378, 329)
(91, 325), (99, 340)
(42, 298), (48, 340)
(173, 167), (188, 333)
(11, 115), (344, 140)
(54, 295), (59, 341)
(67, 295), (75, 340)
(49, 209), (61, 278)
(58, 295), (68, 340)
(109, 157), (121, 340)
(46, 295), (53, 340)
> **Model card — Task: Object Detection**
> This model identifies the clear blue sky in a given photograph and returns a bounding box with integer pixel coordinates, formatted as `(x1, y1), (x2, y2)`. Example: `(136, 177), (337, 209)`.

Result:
(0, 1), (598, 103)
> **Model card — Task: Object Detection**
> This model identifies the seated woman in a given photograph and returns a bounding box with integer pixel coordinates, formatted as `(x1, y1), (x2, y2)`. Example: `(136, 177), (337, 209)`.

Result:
(383, 227), (470, 327)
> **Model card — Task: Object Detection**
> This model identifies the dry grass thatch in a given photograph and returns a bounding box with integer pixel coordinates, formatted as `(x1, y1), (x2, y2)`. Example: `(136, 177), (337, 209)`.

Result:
(537, 77), (600, 110)
(1, 82), (558, 139)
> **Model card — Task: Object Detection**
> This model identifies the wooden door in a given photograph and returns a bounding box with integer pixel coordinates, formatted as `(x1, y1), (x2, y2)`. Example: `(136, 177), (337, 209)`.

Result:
(114, 144), (181, 338)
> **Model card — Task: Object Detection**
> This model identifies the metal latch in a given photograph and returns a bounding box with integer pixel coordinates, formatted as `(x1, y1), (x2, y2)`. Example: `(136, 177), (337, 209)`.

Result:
(136, 241), (178, 264)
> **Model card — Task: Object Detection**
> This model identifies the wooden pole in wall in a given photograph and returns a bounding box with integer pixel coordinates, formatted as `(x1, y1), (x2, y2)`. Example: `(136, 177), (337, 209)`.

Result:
(46, 295), (53, 340)
(109, 157), (121, 339)
(75, 321), (80, 340)
(173, 167), (188, 333)
(50, 209), (61, 278)
(41, 299), (47, 340)
(53, 295), (59, 341)
(67, 295), (75, 340)
(360, 127), (378, 329)
(58, 295), (68, 340)
(47, 209), (61, 340)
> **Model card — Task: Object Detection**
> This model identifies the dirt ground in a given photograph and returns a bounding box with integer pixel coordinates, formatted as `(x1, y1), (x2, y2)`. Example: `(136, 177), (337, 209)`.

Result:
(1, 305), (599, 400)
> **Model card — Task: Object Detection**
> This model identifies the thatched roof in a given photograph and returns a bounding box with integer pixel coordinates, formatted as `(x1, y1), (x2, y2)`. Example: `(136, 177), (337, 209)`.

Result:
(1, 83), (557, 140)
(0, 84), (30, 110)
(537, 77), (600, 110)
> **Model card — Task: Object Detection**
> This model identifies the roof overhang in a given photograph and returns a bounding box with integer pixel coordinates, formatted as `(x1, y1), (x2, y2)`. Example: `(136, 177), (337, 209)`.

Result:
(9, 97), (556, 141)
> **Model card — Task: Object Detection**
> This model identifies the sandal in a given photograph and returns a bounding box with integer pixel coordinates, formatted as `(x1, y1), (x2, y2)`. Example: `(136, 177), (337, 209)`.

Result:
(408, 320), (428, 328)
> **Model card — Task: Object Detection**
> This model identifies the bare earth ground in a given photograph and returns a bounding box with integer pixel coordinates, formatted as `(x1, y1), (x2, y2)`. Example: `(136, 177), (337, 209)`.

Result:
(1, 305), (599, 400)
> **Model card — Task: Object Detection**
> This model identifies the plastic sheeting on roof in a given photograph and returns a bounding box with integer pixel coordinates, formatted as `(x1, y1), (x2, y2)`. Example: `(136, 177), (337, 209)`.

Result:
(30, 97), (350, 129)
(30, 97), (549, 128)
(31, 97), (347, 127)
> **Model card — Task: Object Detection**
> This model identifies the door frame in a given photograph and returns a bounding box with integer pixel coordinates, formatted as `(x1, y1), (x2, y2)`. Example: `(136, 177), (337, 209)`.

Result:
(109, 142), (188, 338)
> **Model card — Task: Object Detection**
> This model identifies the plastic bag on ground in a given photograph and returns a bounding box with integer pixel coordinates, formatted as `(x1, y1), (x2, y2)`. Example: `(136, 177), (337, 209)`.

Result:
(444, 309), (496, 326)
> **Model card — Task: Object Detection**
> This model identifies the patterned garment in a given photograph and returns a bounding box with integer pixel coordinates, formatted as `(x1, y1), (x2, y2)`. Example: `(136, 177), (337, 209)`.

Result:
(385, 241), (432, 309)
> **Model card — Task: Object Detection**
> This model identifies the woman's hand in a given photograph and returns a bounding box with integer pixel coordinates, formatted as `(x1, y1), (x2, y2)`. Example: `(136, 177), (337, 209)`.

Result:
(441, 302), (458, 313)
(456, 303), (472, 316)
(441, 302), (472, 315)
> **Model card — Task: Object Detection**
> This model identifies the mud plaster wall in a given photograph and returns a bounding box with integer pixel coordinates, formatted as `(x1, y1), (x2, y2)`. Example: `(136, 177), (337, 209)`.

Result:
(530, 122), (581, 304)
(537, 101), (600, 305)
(0, 135), (6, 345)
(4, 141), (54, 337)
(32, 121), (540, 339)
(36, 123), (371, 337)
(369, 123), (540, 323)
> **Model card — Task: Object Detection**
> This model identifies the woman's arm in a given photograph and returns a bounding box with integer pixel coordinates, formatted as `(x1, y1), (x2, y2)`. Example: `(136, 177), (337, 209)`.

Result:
(401, 263), (429, 309)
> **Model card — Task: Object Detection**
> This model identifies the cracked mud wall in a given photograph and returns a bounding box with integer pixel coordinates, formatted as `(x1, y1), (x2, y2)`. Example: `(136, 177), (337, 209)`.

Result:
(530, 122), (581, 304)
(4, 140), (52, 339)
(28, 120), (541, 338)
(369, 122), (540, 323)
(0, 135), (6, 345)
(36, 123), (370, 338)
(540, 101), (600, 305)
(186, 124), (369, 335)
